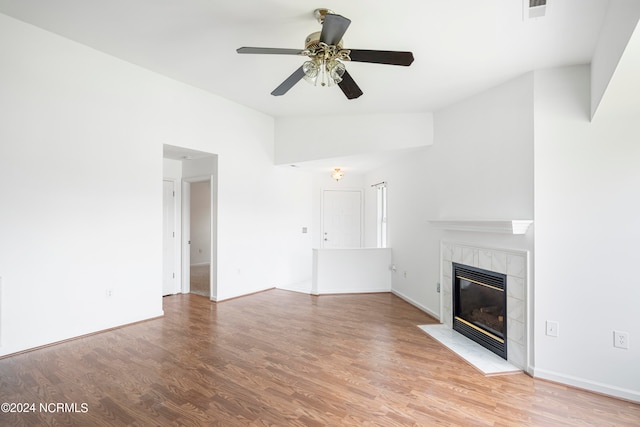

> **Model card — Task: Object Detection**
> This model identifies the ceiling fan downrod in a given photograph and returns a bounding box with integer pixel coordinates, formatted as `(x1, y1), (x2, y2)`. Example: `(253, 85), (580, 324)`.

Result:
(313, 8), (335, 24)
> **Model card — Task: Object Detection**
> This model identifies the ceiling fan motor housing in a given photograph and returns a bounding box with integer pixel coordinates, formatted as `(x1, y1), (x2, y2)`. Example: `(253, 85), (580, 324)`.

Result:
(305, 31), (343, 50)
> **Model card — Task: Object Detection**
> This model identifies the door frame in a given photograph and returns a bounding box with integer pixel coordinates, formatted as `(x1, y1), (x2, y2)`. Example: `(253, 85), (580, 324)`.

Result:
(162, 178), (180, 295)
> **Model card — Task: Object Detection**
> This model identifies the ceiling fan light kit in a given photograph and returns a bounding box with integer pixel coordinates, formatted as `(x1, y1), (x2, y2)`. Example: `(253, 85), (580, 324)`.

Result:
(237, 8), (414, 99)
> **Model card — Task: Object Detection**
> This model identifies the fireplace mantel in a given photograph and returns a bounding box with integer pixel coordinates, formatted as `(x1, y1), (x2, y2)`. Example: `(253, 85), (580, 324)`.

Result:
(429, 219), (533, 235)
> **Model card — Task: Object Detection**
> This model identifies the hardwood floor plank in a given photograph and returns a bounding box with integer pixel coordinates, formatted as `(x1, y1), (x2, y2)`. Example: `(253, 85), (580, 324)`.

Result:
(0, 290), (638, 426)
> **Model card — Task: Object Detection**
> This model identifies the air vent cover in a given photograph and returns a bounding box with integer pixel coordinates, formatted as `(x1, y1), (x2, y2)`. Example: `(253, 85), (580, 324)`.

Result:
(525, 0), (547, 19)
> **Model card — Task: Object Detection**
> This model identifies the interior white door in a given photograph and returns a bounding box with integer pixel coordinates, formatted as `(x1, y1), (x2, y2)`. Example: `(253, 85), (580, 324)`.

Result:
(162, 180), (177, 295)
(322, 190), (363, 248)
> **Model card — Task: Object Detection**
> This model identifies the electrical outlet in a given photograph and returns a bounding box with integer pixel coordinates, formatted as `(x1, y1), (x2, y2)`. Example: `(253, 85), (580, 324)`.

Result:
(106, 289), (113, 298)
(614, 331), (629, 349)
(403, 271), (407, 278)
(436, 282), (441, 293)
(546, 320), (559, 337)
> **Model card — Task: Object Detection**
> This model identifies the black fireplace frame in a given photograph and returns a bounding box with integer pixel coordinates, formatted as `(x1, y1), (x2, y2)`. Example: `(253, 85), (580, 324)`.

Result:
(452, 263), (507, 360)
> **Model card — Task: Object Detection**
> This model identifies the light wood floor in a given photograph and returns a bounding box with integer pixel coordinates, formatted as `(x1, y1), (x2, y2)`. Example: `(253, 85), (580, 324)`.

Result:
(1, 291), (639, 426)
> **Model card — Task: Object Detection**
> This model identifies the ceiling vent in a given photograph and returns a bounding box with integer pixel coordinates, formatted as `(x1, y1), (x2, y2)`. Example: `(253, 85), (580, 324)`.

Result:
(525, 0), (547, 19)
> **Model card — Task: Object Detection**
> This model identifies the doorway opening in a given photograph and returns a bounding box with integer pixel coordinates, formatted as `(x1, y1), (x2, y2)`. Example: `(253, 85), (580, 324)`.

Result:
(188, 180), (211, 297)
(163, 144), (218, 300)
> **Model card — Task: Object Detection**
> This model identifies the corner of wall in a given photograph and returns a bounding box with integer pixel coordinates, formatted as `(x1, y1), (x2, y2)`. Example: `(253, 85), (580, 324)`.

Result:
(590, 0), (640, 119)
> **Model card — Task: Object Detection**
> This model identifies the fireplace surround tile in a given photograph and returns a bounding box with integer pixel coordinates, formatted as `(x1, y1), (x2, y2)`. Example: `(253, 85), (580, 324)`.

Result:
(507, 298), (525, 323)
(491, 251), (508, 274)
(442, 259), (452, 279)
(442, 242), (452, 261)
(508, 318), (525, 345)
(462, 247), (476, 266)
(507, 276), (525, 301)
(507, 254), (526, 278)
(452, 246), (463, 263)
(479, 249), (492, 270)
(508, 340), (525, 369)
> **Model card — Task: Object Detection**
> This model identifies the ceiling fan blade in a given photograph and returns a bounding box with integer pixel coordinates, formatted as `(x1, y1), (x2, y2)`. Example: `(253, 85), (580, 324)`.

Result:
(347, 49), (414, 66)
(237, 47), (304, 55)
(338, 70), (363, 100)
(320, 14), (351, 45)
(271, 66), (306, 96)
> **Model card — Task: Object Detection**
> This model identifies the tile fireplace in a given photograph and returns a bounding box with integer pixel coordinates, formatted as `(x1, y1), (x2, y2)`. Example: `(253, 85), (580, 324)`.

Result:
(441, 242), (529, 371)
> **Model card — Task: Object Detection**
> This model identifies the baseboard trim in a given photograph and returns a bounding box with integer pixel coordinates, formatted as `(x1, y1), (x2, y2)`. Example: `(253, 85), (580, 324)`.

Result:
(276, 281), (312, 294)
(214, 287), (276, 302)
(391, 289), (440, 321)
(532, 367), (640, 403)
(312, 287), (391, 296)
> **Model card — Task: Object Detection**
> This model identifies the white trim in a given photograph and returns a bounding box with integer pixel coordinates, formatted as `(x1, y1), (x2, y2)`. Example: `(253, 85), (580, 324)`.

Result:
(312, 287), (391, 296)
(276, 281), (313, 294)
(392, 289), (440, 320)
(376, 185), (388, 248)
(532, 367), (640, 403)
(182, 174), (212, 183)
(181, 181), (191, 294)
(429, 219), (533, 235)
(162, 178), (181, 296)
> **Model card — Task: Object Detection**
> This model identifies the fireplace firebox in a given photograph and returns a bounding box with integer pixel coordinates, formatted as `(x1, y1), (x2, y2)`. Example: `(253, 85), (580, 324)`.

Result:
(452, 263), (507, 359)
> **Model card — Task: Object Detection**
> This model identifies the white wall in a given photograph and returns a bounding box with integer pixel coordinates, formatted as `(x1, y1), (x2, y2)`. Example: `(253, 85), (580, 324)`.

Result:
(260, 165), (315, 293)
(275, 113), (434, 165)
(590, 0), (640, 118)
(163, 158), (183, 180)
(0, 14), (307, 354)
(534, 65), (640, 401)
(0, 14), (164, 354)
(364, 149), (434, 315)
(365, 73), (535, 318)
(312, 248), (392, 294)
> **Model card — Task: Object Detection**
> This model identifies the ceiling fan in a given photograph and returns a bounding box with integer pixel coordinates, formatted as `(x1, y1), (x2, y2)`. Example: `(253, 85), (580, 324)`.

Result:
(236, 8), (414, 100)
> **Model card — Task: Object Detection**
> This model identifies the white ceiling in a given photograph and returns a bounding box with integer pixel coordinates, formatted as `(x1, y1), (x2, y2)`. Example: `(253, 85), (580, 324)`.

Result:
(0, 0), (611, 120)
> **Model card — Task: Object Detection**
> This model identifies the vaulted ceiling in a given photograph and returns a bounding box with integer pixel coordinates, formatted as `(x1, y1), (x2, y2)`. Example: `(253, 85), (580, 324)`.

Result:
(0, 0), (611, 118)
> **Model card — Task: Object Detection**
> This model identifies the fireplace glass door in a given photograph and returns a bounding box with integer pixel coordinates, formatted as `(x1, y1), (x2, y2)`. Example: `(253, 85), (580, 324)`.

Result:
(453, 263), (507, 359)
